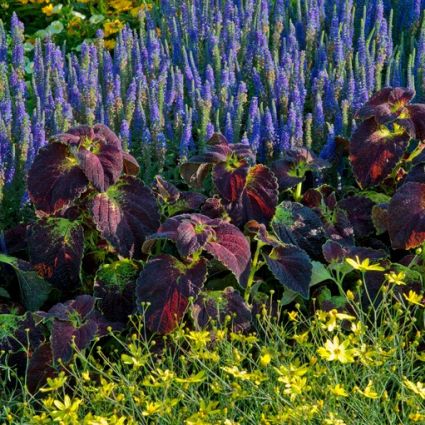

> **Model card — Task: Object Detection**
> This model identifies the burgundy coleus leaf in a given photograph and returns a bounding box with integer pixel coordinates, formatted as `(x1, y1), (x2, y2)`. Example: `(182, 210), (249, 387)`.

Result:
(122, 152), (140, 176)
(349, 118), (410, 188)
(271, 148), (329, 191)
(355, 87), (415, 123)
(203, 221), (251, 282)
(153, 175), (206, 213)
(91, 176), (160, 258)
(180, 133), (255, 188)
(213, 161), (249, 202)
(225, 164), (279, 226)
(136, 255), (207, 334)
(27, 143), (88, 215)
(55, 124), (123, 192)
(264, 245), (312, 299)
(404, 150), (425, 184)
(191, 287), (251, 332)
(322, 240), (387, 264)
(201, 197), (226, 219)
(323, 208), (355, 245)
(144, 214), (251, 283)
(41, 295), (112, 362)
(27, 342), (55, 393)
(338, 196), (375, 239)
(401, 104), (425, 141)
(302, 185), (336, 210)
(271, 201), (326, 259)
(27, 218), (84, 291)
(387, 182), (425, 249)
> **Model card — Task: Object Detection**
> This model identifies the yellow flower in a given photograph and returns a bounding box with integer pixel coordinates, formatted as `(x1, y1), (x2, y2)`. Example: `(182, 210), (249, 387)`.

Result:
(51, 395), (82, 420)
(187, 330), (211, 348)
(109, 0), (132, 11)
(259, 351), (272, 367)
(329, 383), (349, 397)
(345, 256), (385, 272)
(409, 413), (425, 422)
(103, 19), (124, 37)
(403, 290), (424, 306)
(142, 401), (162, 416)
(175, 370), (206, 384)
(323, 413), (347, 425)
(385, 271), (406, 286)
(39, 372), (67, 392)
(322, 309), (356, 332)
(403, 378), (425, 399)
(292, 330), (309, 344)
(354, 380), (379, 399)
(283, 375), (309, 400)
(317, 336), (356, 364)
(274, 361), (309, 383)
(41, 3), (54, 16)
(104, 39), (116, 50)
(288, 311), (298, 321)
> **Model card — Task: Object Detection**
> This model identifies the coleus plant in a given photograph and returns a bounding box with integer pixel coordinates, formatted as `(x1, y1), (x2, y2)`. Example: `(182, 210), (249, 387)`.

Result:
(6, 124), (160, 305)
(349, 87), (425, 251)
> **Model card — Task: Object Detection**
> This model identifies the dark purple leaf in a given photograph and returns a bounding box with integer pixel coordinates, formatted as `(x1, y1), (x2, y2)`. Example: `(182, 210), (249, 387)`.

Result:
(387, 182), (425, 249)
(28, 143), (88, 215)
(122, 152), (140, 175)
(191, 287), (251, 332)
(349, 118), (410, 188)
(403, 104), (425, 140)
(136, 255), (207, 333)
(355, 87), (414, 123)
(322, 240), (388, 264)
(91, 176), (160, 258)
(338, 196), (375, 238)
(204, 222), (251, 282)
(225, 164), (279, 226)
(201, 197), (226, 219)
(271, 201), (326, 258)
(27, 342), (55, 393)
(264, 245), (312, 299)
(213, 162), (249, 202)
(28, 219), (84, 290)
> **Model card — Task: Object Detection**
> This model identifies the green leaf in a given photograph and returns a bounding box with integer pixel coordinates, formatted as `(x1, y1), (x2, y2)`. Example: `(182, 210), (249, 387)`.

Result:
(310, 261), (332, 286)
(0, 287), (10, 299)
(0, 254), (51, 311)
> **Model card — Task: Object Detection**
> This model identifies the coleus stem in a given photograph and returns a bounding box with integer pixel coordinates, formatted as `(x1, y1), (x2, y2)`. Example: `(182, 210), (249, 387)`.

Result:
(244, 239), (266, 303)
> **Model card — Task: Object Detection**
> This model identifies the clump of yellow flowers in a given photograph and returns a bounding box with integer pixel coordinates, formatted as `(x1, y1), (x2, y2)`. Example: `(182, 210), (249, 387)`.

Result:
(1, 270), (423, 425)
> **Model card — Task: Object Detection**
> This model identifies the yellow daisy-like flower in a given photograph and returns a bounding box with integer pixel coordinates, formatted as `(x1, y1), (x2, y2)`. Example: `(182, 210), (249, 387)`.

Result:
(409, 412), (425, 422)
(403, 290), (424, 307)
(345, 256), (385, 272)
(142, 401), (162, 416)
(103, 19), (124, 37)
(385, 271), (406, 286)
(317, 335), (357, 364)
(41, 3), (54, 16)
(109, 0), (133, 12)
(322, 309), (356, 332)
(329, 383), (349, 397)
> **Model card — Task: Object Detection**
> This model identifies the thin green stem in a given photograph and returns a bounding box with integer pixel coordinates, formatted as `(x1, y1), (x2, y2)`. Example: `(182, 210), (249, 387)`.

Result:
(294, 181), (303, 202)
(244, 239), (264, 303)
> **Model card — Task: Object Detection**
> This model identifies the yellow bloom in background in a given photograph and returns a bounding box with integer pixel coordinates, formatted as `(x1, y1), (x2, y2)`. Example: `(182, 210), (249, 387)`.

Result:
(317, 335), (357, 363)
(323, 413), (347, 425)
(409, 413), (425, 422)
(41, 3), (54, 16)
(403, 290), (424, 307)
(329, 383), (349, 397)
(345, 256), (385, 272)
(103, 19), (124, 37)
(109, 0), (133, 12)
(104, 39), (116, 50)
(403, 378), (425, 399)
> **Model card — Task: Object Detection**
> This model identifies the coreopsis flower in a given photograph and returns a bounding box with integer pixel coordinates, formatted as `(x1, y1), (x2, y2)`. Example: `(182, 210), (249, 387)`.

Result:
(385, 271), (406, 286)
(403, 291), (424, 307)
(345, 256), (385, 272)
(41, 3), (54, 16)
(329, 383), (349, 397)
(317, 336), (357, 363)
(322, 309), (356, 332)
